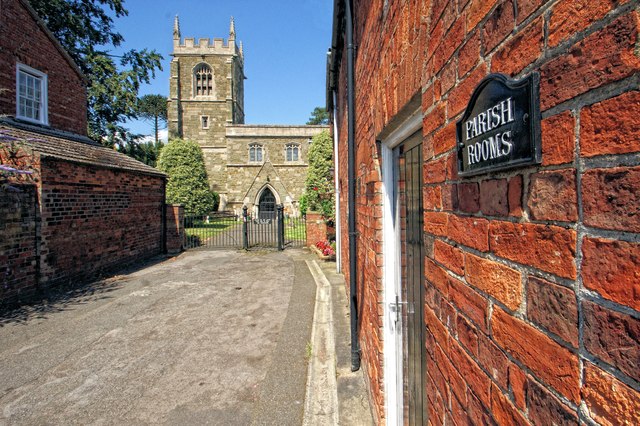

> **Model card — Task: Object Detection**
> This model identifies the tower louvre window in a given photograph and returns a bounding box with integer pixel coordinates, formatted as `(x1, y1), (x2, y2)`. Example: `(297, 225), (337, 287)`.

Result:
(194, 63), (213, 96)
(249, 144), (263, 162)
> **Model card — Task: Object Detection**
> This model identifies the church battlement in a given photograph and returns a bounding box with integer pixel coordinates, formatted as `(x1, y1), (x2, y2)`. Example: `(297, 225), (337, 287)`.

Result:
(173, 37), (240, 55)
(172, 16), (243, 57)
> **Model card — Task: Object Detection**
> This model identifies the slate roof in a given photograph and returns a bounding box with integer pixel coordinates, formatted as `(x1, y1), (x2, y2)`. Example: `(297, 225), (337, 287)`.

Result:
(0, 118), (166, 177)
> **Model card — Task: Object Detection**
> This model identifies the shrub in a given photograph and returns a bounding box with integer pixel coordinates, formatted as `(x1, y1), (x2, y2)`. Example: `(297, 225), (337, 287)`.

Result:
(157, 138), (218, 215)
(303, 130), (334, 222)
(299, 192), (308, 216)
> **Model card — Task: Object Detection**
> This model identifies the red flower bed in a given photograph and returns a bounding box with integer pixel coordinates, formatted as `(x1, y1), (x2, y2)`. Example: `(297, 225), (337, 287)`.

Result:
(315, 240), (336, 257)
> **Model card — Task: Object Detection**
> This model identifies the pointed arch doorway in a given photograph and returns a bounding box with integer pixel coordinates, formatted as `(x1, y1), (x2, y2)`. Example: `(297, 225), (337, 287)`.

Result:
(258, 187), (276, 220)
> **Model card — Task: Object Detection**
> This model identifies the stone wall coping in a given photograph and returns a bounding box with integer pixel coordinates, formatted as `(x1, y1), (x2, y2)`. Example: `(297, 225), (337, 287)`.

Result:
(226, 125), (329, 138)
(226, 163), (308, 168)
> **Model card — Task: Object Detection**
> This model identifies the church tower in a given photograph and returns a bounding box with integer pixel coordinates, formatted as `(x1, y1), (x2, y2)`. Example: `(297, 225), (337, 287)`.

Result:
(167, 16), (245, 195)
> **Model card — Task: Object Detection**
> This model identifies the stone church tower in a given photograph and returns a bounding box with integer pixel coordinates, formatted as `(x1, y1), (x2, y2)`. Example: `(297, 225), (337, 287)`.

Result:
(167, 16), (245, 197)
(168, 17), (327, 216)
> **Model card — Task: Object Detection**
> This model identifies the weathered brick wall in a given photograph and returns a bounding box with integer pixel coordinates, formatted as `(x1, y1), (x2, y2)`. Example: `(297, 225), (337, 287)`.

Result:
(0, 184), (38, 304)
(306, 211), (328, 247)
(38, 158), (165, 287)
(0, 0), (88, 135)
(165, 204), (184, 254)
(335, 0), (640, 424)
(335, 1), (431, 422)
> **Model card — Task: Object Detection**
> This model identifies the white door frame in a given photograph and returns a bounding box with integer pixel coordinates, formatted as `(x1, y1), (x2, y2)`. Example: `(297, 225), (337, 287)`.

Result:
(381, 109), (423, 425)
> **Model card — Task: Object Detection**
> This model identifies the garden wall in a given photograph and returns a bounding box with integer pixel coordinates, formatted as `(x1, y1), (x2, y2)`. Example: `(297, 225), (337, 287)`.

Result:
(333, 0), (639, 424)
(37, 158), (166, 287)
(0, 184), (38, 302)
(306, 211), (328, 248)
(0, 156), (172, 306)
(165, 204), (184, 254)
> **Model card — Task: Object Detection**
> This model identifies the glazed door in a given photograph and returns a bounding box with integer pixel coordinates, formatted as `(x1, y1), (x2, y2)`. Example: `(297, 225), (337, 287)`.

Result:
(398, 132), (426, 425)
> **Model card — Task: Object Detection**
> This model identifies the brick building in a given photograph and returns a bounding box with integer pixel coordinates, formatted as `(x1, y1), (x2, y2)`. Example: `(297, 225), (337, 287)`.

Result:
(328, 0), (639, 424)
(0, 0), (167, 304)
(168, 17), (327, 217)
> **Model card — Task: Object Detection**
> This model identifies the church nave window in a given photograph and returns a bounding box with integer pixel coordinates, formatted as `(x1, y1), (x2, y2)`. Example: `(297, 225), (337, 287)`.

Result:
(249, 144), (263, 162)
(285, 144), (299, 162)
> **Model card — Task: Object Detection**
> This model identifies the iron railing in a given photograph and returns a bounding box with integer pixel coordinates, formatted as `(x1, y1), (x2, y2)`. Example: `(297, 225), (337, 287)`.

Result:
(183, 211), (243, 249)
(184, 205), (306, 250)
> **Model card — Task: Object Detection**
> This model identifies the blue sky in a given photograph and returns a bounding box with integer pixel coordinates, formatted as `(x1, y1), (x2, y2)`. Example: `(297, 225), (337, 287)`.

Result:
(115, 0), (333, 137)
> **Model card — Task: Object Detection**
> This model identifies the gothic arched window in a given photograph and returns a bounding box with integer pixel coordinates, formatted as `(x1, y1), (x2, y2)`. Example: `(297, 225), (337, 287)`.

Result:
(249, 144), (263, 162)
(194, 63), (213, 96)
(285, 144), (300, 162)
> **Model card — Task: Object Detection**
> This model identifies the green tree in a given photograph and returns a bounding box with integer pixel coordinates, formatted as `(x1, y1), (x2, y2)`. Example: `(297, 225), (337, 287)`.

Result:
(157, 139), (218, 215)
(302, 130), (334, 221)
(28, 0), (162, 143)
(137, 94), (167, 145)
(306, 107), (329, 125)
(115, 134), (163, 167)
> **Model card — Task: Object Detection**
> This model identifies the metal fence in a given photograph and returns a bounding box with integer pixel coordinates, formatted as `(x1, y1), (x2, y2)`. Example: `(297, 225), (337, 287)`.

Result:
(184, 205), (306, 250)
(184, 211), (243, 249)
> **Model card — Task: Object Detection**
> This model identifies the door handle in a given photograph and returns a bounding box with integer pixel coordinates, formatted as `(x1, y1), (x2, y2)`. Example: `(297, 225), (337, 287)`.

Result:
(389, 295), (408, 328)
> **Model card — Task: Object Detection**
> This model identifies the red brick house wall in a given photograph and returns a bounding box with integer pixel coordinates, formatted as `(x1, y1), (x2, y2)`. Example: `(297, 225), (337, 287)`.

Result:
(332, 0), (639, 424)
(0, 0), (87, 135)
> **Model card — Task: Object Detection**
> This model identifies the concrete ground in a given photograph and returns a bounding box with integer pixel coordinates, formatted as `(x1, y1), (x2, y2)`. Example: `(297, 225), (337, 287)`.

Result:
(0, 249), (373, 425)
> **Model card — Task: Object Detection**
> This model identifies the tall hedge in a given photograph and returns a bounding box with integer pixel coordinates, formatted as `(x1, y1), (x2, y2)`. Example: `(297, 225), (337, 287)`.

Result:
(303, 130), (334, 222)
(157, 138), (218, 215)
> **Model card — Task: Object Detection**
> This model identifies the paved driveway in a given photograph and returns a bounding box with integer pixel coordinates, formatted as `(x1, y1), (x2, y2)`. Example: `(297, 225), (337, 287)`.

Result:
(0, 249), (316, 425)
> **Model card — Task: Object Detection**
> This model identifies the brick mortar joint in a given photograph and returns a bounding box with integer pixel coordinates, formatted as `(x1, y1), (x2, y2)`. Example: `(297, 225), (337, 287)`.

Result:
(542, 74), (640, 118)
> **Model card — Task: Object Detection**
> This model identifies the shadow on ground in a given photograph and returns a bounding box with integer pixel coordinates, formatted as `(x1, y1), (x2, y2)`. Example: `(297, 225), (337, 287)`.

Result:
(0, 255), (171, 327)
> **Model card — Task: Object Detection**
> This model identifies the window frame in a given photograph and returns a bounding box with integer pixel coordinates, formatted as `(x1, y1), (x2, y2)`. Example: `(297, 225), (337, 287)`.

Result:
(285, 143), (300, 162)
(201, 115), (209, 129)
(249, 143), (264, 163)
(16, 63), (48, 125)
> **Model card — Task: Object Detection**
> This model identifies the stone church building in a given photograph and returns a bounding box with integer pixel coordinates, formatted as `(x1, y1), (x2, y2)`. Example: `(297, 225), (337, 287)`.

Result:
(167, 17), (326, 217)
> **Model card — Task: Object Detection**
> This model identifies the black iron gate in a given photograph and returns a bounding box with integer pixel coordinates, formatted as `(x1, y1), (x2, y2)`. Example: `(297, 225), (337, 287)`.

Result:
(183, 204), (306, 250)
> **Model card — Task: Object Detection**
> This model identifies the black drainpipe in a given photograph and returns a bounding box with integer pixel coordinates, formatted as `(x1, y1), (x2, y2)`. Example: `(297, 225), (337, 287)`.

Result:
(161, 177), (167, 254)
(345, 0), (360, 372)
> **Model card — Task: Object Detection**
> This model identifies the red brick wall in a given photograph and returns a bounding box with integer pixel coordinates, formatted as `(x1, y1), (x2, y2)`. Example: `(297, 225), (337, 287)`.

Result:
(166, 204), (184, 254)
(334, 0), (640, 424)
(0, 184), (38, 303)
(37, 158), (165, 287)
(0, 0), (88, 135)
(306, 211), (328, 247)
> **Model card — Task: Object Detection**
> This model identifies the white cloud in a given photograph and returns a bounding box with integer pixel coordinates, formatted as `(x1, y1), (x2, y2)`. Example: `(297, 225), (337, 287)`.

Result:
(139, 128), (168, 144)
